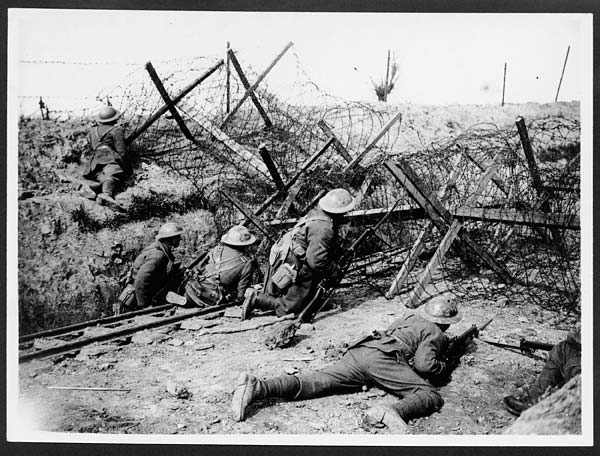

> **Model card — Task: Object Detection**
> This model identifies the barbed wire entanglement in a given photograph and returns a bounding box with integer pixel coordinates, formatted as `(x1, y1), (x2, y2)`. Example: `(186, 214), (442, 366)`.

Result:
(94, 48), (580, 313)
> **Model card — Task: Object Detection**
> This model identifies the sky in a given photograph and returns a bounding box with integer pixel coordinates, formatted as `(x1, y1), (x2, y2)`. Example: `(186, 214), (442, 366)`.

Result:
(8, 10), (592, 115)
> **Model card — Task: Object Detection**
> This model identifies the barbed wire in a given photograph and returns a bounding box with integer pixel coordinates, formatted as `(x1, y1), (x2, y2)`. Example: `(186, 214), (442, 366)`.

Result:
(56, 51), (581, 312)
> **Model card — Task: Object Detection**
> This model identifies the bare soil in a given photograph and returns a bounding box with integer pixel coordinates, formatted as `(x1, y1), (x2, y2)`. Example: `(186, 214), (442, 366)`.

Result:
(18, 282), (578, 436)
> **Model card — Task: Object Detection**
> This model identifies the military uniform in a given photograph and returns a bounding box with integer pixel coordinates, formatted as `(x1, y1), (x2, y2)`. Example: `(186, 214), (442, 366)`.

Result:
(83, 123), (129, 192)
(258, 207), (343, 317)
(131, 240), (177, 308)
(185, 244), (255, 306)
(503, 330), (581, 416)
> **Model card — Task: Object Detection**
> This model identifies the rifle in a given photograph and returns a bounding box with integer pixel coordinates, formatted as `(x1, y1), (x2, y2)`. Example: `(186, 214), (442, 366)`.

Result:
(446, 318), (494, 359)
(479, 337), (554, 356)
(265, 200), (402, 349)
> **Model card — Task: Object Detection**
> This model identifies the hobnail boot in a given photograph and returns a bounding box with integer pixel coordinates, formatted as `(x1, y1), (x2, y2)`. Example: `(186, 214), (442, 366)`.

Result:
(231, 372), (264, 422)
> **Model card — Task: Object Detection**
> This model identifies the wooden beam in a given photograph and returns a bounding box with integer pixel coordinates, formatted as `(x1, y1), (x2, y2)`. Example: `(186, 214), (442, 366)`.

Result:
(221, 42), (293, 128)
(267, 205), (422, 230)
(317, 120), (353, 163)
(386, 155), (462, 298)
(452, 207), (580, 229)
(194, 116), (269, 177)
(220, 191), (275, 242)
(344, 111), (403, 171)
(225, 50), (273, 128)
(145, 62), (195, 141)
(126, 59), (223, 145)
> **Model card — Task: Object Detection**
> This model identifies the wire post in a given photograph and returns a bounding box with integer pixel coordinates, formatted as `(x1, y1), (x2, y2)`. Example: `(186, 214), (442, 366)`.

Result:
(555, 45), (570, 102)
(501, 62), (507, 106)
(226, 41), (231, 113)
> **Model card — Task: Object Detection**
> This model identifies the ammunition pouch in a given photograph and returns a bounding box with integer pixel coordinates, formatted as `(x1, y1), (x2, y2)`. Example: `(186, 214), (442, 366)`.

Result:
(270, 262), (297, 290)
(117, 283), (137, 314)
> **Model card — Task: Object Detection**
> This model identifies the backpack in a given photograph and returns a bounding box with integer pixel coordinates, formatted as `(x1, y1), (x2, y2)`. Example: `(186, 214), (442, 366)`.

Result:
(268, 215), (332, 266)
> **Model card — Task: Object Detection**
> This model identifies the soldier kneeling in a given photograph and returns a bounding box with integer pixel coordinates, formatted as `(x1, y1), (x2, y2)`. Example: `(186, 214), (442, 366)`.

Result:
(184, 225), (259, 307)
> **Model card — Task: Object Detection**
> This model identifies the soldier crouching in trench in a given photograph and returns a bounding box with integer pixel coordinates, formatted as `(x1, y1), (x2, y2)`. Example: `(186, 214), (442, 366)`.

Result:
(240, 188), (355, 321)
(183, 225), (259, 307)
(231, 297), (463, 432)
(503, 329), (581, 417)
(78, 105), (131, 211)
(117, 222), (185, 313)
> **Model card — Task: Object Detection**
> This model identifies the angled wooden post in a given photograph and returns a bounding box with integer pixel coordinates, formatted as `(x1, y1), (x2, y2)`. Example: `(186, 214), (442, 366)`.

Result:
(317, 120), (353, 163)
(407, 155), (507, 306)
(226, 42), (231, 113)
(386, 155), (462, 298)
(384, 160), (511, 293)
(225, 49), (273, 128)
(145, 62), (195, 141)
(127, 59), (223, 145)
(221, 41), (294, 128)
(516, 116), (565, 249)
(252, 137), (335, 218)
(258, 144), (285, 191)
(220, 191), (275, 242)
(193, 116), (269, 177)
(344, 111), (402, 171)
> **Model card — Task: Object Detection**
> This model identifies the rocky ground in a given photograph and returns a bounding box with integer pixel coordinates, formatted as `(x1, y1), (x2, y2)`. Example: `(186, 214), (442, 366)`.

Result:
(17, 279), (579, 438)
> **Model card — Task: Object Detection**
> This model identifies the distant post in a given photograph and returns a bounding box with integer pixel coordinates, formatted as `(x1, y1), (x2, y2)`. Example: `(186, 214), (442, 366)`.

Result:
(226, 41), (231, 113)
(384, 50), (391, 102)
(501, 62), (507, 106)
(554, 45), (570, 102)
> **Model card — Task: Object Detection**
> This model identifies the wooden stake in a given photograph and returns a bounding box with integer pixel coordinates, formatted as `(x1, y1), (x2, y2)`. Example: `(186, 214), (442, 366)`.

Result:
(344, 111), (402, 171)
(222, 42), (293, 128)
(555, 45), (570, 102)
(317, 120), (353, 163)
(502, 62), (507, 106)
(259, 145), (285, 190)
(226, 49), (273, 128)
(145, 62), (196, 141)
(220, 190), (275, 241)
(386, 155), (462, 298)
(226, 41), (231, 113)
(126, 59), (223, 145)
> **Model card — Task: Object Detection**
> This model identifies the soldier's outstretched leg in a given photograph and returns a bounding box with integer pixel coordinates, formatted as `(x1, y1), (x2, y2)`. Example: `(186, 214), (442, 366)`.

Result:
(368, 390), (443, 433)
(231, 373), (300, 421)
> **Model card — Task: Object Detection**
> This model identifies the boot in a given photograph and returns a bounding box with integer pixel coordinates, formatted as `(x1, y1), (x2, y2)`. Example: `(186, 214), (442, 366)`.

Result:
(389, 390), (444, 422)
(231, 373), (300, 421)
(366, 404), (410, 434)
(101, 177), (118, 198)
(97, 193), (126, 212)
(231, 373), (268, 421)
(78, 183), (97, 200)
(242, 291), (279, 321)
(503, 394), (533, 417)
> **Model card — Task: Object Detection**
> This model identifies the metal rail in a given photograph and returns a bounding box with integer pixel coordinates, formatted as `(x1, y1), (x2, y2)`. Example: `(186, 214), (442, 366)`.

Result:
(19, 304), (174, 343)
(19, 304), (233, 363)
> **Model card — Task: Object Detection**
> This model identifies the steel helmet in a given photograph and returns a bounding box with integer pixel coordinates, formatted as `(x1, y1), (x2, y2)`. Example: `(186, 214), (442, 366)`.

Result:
(318, 188), (355, 214)
(419, 297), (463, 325)
(221, 225), (257, 247)
(97, 106), (121, 124)
(155, 222), (184, 240)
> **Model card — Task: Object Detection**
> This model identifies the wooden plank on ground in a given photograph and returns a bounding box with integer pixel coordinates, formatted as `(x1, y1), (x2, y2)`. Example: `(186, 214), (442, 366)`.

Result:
(127, 59), (223, 145)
